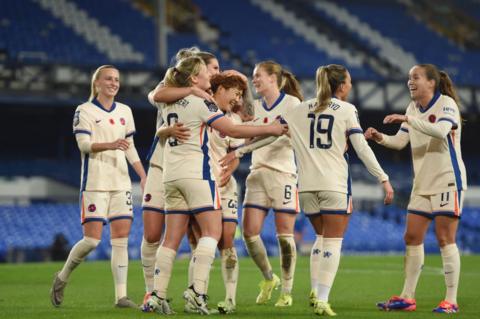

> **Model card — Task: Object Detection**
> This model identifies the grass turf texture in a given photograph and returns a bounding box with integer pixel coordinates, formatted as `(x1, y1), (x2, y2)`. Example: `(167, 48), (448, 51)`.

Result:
(0, 255), (478, 318)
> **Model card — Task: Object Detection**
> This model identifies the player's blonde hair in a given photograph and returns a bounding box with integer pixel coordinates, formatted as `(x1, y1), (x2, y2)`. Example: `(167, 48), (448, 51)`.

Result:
(315, 64), (348, 113)
(256, 61), (304, 102)
(164, 56), (206, 88)
(89, 65), (118, 102)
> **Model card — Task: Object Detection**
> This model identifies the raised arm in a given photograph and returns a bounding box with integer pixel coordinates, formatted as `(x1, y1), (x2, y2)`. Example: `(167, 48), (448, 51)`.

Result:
(365, 127), (410, 150)
(386, 114), (454, 139)
(148, 83), (214, 104)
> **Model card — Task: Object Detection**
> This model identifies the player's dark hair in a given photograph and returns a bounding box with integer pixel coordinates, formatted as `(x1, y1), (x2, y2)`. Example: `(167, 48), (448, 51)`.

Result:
(210, 73), (247, 94)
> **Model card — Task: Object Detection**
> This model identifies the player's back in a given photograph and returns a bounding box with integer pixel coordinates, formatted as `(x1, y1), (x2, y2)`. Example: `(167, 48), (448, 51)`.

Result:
(283, 97), (362, 193)
(161, 95), (224, 183)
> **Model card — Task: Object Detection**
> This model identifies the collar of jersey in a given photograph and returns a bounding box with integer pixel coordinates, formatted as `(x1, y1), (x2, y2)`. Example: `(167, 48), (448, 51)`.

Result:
(262, 91), (285, 112)
(418, 91), (440, 113)
(92, 97), (117, 113)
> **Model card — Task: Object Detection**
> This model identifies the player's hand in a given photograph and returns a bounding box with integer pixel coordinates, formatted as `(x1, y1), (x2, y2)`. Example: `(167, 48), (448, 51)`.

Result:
(269, 120), (288, 136)
(382, 180), (394, 205)
(364, 127), (384, 143)
(219, 151), (239, 168)
(111, 139), (130, 151)
(170, 123), (190, 142)
(383, 114), (407, 124)
(218, 157), (240, 187)
(191, 86), (215, 102)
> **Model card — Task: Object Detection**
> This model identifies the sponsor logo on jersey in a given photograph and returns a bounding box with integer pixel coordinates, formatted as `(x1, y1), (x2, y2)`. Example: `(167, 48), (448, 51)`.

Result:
(428, 114), (436, 123)
(443, 106), (456, 114)
(120, 117), (125, 125)
(88, 204), (96, 212)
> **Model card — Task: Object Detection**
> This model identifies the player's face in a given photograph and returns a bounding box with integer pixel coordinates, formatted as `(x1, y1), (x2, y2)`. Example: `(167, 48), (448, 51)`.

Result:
(95, 68), (120, 98)
(408, 66), (435, 102)
(223, 87), (243, 112)
(192, 64), (211, 91)
(340, 71), (352, 100)
(206, 58), (220, 76)
(252, 66), (275, 96)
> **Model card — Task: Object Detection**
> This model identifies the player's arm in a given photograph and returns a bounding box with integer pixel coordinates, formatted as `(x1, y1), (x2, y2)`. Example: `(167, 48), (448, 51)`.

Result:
(124, 132), (147, 191)
(210, 116), (287, 139)
(149, 83), (213, 104)
(364, 126), (410, 150)
(349, 133), (394, 204)
(383, 114), (454, 139)
(219, 136), (278, 167)
(156, 122), (190, 142)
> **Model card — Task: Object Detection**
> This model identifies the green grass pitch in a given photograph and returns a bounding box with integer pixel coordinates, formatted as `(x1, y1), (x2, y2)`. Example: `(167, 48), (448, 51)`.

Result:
(0, 255), (479, 318)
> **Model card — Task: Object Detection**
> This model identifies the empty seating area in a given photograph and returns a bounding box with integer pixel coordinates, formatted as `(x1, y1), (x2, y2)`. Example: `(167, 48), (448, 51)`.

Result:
(1, 203), (479, 262)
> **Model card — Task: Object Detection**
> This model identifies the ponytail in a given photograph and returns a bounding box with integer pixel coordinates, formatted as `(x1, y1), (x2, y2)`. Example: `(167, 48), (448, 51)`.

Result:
(314, 64), (348, 113)
(281, 70), (304, 101)
(438, 71), (460, 106)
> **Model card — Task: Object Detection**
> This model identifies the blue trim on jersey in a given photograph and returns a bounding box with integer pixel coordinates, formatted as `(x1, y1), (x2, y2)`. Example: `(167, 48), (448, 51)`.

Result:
(262, 91), (285, 112)
(109, 215), (134, 222)
(192, 206), (217, 214)
(80, 154), (89, 192)
(82, 217), (107, 225)
(344, 153), (352, 195)
(447, 135), (463, 191)
(207, 113), (224, 126)
(201, 128), (213, 181)
(418, 92), (440, 113)
(273, 208), (298, 214)
(92, 98), (117, 113)
(408, 210), (434, 220)
(73, 129), (91, 135)
(432, 211), (460, 219)
(142, 206), (165, 214)
(347, 128), (363, 136)
(146, 136), (159, 162)
(222, 218), (238, 224)
(243, 204), (269, 212)
(125, 130), (136, 138)
(438, 118), (458, 130)
(400, 127), (409, 133)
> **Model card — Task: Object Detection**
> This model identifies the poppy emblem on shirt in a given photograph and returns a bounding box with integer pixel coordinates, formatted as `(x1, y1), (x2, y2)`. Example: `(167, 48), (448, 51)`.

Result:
(263, 117), (268, 123)
(109, 118), (115, 125)
(144, 194), (152, 202)
(428, 115), (436, 123)
(120, 117), (125, 125)
(88, 204), (96, 212)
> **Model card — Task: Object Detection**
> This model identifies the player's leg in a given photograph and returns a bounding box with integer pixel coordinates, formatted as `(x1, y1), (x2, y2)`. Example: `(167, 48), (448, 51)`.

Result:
(432, 191), (462, 313)
(377, 193), (431, 311)
(217, 219), (239, 314)
(184, 218), (201, 314)
(50, 191), (105, 307)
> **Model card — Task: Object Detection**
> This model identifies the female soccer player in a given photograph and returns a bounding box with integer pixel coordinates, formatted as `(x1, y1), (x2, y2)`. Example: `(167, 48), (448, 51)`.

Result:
(145, 56), (287, 315)
(225, 64), (394, 316)
(50, 65), (147, 308)
(368, 64), (467, 314)
(242, 60), (303, 307)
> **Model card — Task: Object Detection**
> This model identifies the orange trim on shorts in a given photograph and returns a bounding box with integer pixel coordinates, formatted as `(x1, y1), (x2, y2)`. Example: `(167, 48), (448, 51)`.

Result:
(215, 185), (222, 209)
(81, 193), (85, 223)
(348, 195), (353, 213)
(295, 189), (299, 212)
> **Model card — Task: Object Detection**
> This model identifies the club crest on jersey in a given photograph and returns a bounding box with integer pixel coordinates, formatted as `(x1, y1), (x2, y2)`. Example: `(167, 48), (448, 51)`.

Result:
(204, 100), (218, 112)
(120, 117), (125, 125)
(109, 118), (115, 125)
(176, 98), (189, 108)
(144, 193), (152, 202)
(88, 204), (96, 212)
(428, 114), (436, 123)
(73, 111), (80, 127)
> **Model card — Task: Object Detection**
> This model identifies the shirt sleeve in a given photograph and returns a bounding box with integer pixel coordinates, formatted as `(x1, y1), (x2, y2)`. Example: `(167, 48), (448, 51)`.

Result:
(125, 108), (136, 138)
(197, 99), (224, 125)
(379, 123), (411, 150)
(407, 116), (454, 139)
(349, 133), (389, 183)
(346, 106), (363, 136)
(235, 136), (279, 158)
(72, 106), (92, 135)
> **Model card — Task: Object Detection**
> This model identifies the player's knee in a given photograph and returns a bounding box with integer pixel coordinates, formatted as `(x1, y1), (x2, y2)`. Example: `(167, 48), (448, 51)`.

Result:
(83, 236), (100, 249)
(144, 232), (161, 244)
(435, 233), (455, 247)
(403, 231), (423, 245)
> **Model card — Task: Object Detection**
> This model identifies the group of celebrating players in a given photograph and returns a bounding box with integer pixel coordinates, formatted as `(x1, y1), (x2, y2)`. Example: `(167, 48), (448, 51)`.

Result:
(49, 46), (467, 316)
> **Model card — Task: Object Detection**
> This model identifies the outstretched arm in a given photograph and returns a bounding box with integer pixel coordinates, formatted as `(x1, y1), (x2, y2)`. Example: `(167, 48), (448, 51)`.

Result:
(365, 127), (410, 150)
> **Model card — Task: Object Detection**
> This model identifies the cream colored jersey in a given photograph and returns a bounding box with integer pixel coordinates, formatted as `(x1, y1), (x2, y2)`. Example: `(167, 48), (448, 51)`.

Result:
(209, 112), (243, 196)
(73, 99), (136, 191)
(404, 93), (467, 195)
(146, 98), (165, 168)
(161, 95), (224, 183)
(282, 97), (364, 193)
(250, 92), (300, 174)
